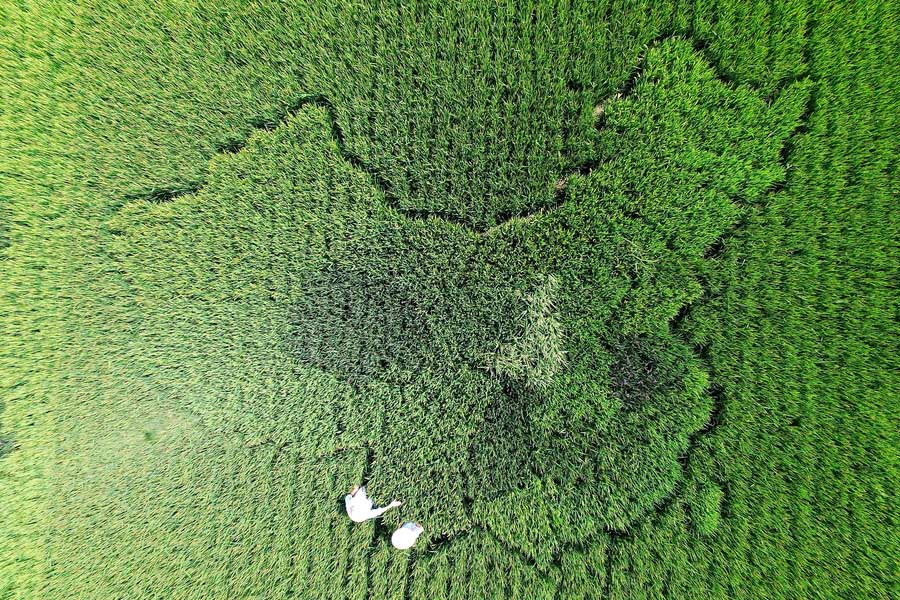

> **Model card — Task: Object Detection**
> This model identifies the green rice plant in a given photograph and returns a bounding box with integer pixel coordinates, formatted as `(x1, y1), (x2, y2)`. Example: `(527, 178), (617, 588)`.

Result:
(1, 1), (897, 599)
(489, 274), (565, 391)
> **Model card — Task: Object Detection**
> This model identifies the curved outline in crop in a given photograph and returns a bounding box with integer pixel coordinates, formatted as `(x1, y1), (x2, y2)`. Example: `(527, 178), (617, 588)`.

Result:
(114, 33), (812, 590)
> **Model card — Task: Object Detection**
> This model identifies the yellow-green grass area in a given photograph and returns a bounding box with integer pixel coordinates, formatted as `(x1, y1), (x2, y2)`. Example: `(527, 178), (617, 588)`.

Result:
(1, 1), (897, 598)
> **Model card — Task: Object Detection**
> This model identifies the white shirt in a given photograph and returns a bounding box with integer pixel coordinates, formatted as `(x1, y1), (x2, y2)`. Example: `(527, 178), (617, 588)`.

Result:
(345, 486), (398, 522)
(391, 522), (424, 549)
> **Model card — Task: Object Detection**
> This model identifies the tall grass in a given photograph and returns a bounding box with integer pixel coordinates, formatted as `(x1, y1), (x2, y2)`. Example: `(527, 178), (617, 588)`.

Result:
(1, 1), (897, 599)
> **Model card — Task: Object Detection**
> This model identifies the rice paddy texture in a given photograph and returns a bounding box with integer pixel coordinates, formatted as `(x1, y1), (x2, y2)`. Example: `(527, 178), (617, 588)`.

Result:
(1, 2), (897, 599)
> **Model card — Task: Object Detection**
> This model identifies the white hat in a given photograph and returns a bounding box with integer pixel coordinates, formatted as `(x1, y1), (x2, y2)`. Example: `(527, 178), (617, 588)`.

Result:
(391, 522), (424, 550)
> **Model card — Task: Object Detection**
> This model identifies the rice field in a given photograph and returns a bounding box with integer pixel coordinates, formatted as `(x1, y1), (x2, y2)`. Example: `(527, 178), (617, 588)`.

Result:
(1, 1), (897, 598)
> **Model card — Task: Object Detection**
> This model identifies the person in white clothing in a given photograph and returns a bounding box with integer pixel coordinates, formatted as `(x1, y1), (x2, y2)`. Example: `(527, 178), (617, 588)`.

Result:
(391, 522), (424, 549)
(344, 485), (401, 523)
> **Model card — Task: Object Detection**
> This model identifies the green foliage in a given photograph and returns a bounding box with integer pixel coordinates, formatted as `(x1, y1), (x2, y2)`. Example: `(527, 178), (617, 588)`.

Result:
(1, 1), (898, 599)
(686, 479), (723, 536)
(490, 275), (565, 392)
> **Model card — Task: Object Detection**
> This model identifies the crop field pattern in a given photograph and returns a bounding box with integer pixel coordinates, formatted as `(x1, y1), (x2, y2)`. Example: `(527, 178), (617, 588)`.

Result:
(0, 2), (897, 600)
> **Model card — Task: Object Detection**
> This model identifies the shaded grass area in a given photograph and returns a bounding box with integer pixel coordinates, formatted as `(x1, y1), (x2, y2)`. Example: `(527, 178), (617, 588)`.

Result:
(1, 1), (898, 599)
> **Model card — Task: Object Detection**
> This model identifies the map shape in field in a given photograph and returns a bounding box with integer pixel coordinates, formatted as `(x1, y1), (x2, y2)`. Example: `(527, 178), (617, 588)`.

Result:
(108, 38), (809, 565)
